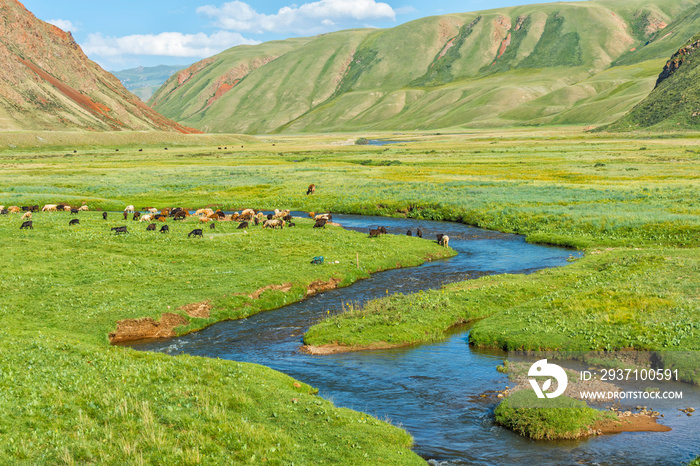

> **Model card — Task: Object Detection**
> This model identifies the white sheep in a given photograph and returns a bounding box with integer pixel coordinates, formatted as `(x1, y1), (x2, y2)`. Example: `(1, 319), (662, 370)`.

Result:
(124, 205), (135, 213)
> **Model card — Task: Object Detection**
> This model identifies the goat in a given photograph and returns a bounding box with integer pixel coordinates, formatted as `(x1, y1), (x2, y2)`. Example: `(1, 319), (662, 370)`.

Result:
(439, 235), (449, 248)
(69, 219), (79, 226)
(111, 226), (128, 234)
(20, 221), (33, 229)
(188, 228), (203, 238)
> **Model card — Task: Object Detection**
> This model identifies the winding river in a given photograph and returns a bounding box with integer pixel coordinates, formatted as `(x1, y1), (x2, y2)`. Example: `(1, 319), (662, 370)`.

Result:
(129, 215), (700, 465)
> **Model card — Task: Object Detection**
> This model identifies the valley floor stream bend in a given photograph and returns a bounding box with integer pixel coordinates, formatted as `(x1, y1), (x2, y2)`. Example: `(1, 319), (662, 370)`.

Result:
(128, 215), (700, 465)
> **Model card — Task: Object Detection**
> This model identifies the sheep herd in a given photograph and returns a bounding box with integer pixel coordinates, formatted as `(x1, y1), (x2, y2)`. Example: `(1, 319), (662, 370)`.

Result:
(3, 203), (450, 247)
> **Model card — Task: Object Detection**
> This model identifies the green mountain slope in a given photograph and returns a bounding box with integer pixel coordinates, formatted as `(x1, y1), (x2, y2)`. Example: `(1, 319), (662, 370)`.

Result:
(149, 0), (700, 133)
(604, 31), (700, 130)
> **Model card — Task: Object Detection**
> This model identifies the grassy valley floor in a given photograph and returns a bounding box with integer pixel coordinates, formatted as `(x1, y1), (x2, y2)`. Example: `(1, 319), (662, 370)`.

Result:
(0, 128), (698, 461)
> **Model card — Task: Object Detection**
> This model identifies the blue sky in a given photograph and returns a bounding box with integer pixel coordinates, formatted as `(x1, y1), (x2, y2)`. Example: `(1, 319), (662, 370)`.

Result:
(21, 0), (559, 71)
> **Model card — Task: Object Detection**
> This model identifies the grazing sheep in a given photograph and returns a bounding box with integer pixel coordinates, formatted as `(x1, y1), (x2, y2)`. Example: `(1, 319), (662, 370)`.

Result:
(21, 211), (32, 221)
(0, 209), (8, 215)
(57, 204), (66, 211)
(199, 216), (211, 223)
(369, 229), (380, 237)
(231, 212), (240, 221)
(378, 226), (387, 234)
(173, 211), (187, 221)
(139, 214), (154, 222)
(417, 228), (423, 238)
(407, 230), (412, 236)
(273, 209), (290, 220)
(210, 222), (216, 229)
(146, 223), (156, 231)
(69, 219), (79, 226)
(132, 212), (140, 221)
(124, 205), (135, 213)
(70, 208), (79, 214)
(306, 184), (316, 195)
(288, 221), (296, 227)
(63, 206), (72, 211)
(159, 225), (169, 233)
(237, 221), (248, 229)
(20, 220), (33, 229)
(78, 205), (89, 212)
(308, 211), (315, 218)
(103, 212), (108, 220)
(436, 234), (445, 243)
(266, 213), (273, 220)
(30, 205), (40, 212)
(314, 213), (332, 221)
(111, 226), (128, 234)
(207, 213), (219, 220)
(148, 208), (158, 214)
(253, 217), (260, 226)
(314, 218), (327, 229)
(215, 210), (225, 218)
(42, 204), (57, 212)
(0, 205), (4, 211)
(240, 208), (255, 221)
(438, 235), (449, 248)
(156, 215), (167, 222)
(123, 211), (128, 220)
(188, 228), (203, 238)
(263, 219), (285, 229)
(8, 206), (20, 213)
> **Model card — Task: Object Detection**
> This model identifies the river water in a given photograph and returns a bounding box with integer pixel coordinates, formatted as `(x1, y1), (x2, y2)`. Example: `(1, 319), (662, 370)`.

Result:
(129, 215), (700, 465)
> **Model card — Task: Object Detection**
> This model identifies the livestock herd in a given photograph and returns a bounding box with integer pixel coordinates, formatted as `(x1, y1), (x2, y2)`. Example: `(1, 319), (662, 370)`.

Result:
(2, 203), (450, 247)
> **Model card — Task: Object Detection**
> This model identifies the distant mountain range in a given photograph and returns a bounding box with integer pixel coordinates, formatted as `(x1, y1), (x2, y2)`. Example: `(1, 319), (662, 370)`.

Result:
(4, 0), (700, 134)
(112, 65), (186, 102)
(147, 0), (700, 134)
(0, 0), (197, 132)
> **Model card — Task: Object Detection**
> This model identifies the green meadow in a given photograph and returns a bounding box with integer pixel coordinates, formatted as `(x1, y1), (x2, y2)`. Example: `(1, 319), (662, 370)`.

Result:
(0, 128), (698, 460)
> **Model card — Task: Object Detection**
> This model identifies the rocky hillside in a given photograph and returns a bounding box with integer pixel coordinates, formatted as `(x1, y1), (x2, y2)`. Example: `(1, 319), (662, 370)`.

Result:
(604, 29), (700, 130)
(0, 0), (197, 132)
(150, 0), (700, 133)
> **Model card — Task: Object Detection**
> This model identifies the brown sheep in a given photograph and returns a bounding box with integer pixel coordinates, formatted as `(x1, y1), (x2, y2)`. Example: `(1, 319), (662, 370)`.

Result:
(8, 206), (21, 213)
(306, 184), (316, 195)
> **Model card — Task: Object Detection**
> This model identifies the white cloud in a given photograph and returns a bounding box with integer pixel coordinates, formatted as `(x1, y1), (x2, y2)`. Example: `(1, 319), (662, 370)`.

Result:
(81, 31), (259, 59)
(395, 6), (417, 15)
(197, 0), (396, 34)
(47, 19), (78, 32)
